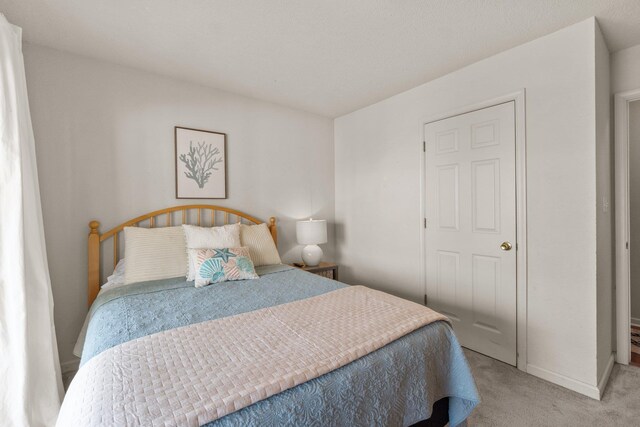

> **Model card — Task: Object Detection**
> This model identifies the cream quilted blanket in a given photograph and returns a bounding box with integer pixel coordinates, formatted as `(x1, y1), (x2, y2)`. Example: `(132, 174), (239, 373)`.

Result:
(57, 285), (448, 427)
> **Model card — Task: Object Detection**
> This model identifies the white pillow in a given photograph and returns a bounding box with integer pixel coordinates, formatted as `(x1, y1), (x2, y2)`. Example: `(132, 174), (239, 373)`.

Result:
(240, 223), (281, 267)
(101, 258), (126, 290)
(182, 223), (241, 281)
(123, 226), (188, 285)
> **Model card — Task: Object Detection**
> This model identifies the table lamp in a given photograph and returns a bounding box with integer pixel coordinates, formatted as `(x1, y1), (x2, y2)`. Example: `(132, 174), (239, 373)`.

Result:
(296, 218), (327, 267)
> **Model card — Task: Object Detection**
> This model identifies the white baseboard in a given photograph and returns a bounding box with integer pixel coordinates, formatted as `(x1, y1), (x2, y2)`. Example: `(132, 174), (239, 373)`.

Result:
(631, 317), (640, 327)
(60, 359), (79, 374)
(526, 364), (601, 400)
(597, 354), (615, 398)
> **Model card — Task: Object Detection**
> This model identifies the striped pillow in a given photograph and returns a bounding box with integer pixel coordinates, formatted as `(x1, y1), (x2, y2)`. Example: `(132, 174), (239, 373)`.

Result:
(239, 223), (281, 267)
(123, 226), (188, 285)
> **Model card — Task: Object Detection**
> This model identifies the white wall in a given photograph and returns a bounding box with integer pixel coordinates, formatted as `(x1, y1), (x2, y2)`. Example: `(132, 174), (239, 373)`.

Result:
(630, 101), (640, 324)
(23, 44), (336, 369)
(612, 43), (640, 94)
(594, 22), (613, 383)
(335, 18), (609, 396)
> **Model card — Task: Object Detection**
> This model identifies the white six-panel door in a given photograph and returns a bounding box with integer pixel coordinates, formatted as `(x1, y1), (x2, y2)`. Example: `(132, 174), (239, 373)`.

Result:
(424, 101), (517, 365)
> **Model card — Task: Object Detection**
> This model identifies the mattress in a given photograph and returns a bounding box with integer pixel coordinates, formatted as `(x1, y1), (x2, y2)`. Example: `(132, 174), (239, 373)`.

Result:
(70, 265), (479, 426)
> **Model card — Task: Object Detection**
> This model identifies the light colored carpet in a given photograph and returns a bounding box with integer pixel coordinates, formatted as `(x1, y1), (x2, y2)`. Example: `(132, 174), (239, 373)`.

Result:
(465, 349), (640, 426)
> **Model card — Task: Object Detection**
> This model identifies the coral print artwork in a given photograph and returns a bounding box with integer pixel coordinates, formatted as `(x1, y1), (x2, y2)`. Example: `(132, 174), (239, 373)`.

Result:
(175, 127), (227, 198)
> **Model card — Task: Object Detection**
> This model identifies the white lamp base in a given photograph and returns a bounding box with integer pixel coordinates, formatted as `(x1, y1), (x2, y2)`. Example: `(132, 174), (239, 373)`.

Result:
(302, 244), (323, 267)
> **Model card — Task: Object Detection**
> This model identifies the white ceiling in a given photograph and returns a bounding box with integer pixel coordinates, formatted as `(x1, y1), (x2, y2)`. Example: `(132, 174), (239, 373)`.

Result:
(2, 0), (640, 117)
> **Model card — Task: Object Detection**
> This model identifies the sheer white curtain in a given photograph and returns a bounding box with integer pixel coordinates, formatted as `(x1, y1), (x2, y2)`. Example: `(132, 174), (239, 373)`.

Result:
(0, 14), (63, 426)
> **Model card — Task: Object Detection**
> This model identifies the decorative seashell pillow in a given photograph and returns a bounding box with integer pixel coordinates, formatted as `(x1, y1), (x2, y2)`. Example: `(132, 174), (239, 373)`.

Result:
(190, 247), (258, 288)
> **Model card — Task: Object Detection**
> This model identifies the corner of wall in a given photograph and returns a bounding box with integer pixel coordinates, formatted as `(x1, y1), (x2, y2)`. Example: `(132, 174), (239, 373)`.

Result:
(593, 17), (614, 383)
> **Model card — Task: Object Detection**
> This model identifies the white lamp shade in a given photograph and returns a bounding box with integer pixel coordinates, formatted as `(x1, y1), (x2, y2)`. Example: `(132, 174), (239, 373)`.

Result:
(296, 219), (327, 245)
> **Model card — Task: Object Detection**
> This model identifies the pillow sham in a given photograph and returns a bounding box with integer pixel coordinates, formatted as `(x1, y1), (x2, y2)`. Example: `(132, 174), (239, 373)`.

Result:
(239, 223), (281, 267)
(123, 226), (188, 285)
(192, 247), (258, 288)
(183, 223), (241, 281)
(101, 258), (126, 290)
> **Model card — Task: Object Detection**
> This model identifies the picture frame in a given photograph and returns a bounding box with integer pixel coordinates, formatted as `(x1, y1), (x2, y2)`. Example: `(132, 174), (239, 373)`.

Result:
(175, 126), (227, 199)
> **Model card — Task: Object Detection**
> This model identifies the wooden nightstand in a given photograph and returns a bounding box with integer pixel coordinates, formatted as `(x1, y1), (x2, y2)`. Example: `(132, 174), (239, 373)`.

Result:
(290, 262), (339, 280)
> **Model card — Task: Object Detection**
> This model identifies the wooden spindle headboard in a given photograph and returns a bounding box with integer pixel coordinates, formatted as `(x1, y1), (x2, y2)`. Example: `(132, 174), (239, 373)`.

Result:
(88, 205), (277, 307)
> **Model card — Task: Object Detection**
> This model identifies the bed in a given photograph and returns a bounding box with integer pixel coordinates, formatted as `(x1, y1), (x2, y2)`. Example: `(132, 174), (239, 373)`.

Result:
(58, 205), (479, 426)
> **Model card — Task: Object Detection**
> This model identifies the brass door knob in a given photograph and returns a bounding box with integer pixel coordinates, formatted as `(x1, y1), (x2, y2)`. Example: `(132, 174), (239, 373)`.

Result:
(500, 241), (513, 251)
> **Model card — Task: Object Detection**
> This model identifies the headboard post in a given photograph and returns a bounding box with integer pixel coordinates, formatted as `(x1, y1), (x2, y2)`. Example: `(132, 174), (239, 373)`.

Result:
(269, 217), (277, 246)
(88, 221), (101, 307)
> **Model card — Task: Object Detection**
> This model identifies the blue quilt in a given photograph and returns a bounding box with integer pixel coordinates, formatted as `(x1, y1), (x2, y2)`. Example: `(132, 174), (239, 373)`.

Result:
(81, 265), (479, 426)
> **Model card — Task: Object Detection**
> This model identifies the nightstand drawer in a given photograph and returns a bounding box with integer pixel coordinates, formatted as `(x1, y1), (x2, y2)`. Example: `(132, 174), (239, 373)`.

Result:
(315, 269), (336, 280)
(289, 262), (339, 281)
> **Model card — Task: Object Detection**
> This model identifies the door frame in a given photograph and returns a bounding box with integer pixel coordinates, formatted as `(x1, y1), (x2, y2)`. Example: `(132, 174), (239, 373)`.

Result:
(419, 90), (528, 371)
(614, 88), (640, 365)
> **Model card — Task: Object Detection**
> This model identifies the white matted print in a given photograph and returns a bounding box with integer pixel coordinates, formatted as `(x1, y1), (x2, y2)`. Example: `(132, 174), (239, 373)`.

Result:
(175, 127), (227, 199)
